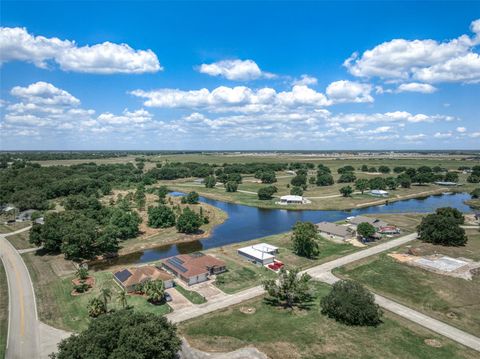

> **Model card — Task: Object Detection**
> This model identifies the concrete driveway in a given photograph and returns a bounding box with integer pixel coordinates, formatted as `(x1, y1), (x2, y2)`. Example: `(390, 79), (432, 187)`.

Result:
(189, 281), (226, 301)
(166, 287), (193, 311)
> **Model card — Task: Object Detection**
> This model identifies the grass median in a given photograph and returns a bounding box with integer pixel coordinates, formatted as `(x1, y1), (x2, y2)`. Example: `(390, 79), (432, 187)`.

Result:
(0, 260), (8, 359)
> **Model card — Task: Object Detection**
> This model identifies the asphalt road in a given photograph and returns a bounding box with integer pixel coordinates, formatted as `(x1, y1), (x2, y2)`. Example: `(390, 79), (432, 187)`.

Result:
(168, 232), (480, 353)
(0, 227), (70, 359)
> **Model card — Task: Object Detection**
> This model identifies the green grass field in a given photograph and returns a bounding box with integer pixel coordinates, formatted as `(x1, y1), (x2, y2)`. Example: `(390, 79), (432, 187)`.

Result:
(210, 231), (359, 293)
(0, 221), (31, 234)
(0, 260), (8, 359)
(22, 252), (170, 332)
(180, 282), (479, 359)
(336, 229), (480, 336)
(6, 230), (35, 250)
(175, 285), (207, 304)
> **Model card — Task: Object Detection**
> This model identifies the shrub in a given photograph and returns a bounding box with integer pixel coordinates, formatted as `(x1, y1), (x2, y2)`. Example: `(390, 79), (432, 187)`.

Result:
(176, 208), (203, 234)
(148, 205), (176, 228)
(258, 186), (277, 200)
(290, 186), (304, 196)
(321, 280), (382, 326)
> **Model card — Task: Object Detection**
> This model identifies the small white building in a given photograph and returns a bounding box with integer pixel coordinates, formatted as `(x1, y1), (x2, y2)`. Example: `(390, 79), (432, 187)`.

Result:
(277, 195), (310, 205)
(370, 189), (389, 197)
(238, 243), (279, 265)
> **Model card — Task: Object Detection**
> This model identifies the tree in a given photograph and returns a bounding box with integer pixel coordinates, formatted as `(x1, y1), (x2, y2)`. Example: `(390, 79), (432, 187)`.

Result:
(290, 186), (304, 196)
(259, 171), (277, 184)
(99, 287), (112, 309)
(354, 179), (369, 194)
(467, 174), (480, 183)
(291, 174), (307, 187)
(397, 173), (411, 188)
(181, 191), (199, 204)
(338, 172), (356, 183)
(317, 164), (331, 174)
(308, 176), (316, 185)
(143, 280), (165, 304)
(339, 186), (353, 197)
(378, 165), (390, 174)
(393, 166), (407, 174)
(116, 290), (129, 309)
(368, 177), (386, 190)
(361, 165), (369, 172)
(204, 175), (216, 188)
(414, 172), (434, 185)
(51, 310), (181, 359)
(156, 185), (169, 203)
(76, 267), (89, 281)
(176, 207), (203, 233)
(435, 207), (464, 224)
(337, 165), (355, 174)
(87, 297), (106, 318)
(471, 188), (480, 199)
(148, 205), (176, 228)
(385, 177), (398, 190)
(316, 173), (334, 186)
(444, 172), (459, 183)
(135, 186), (146, 210)
(257, 186), (277, 200)
(291, 221), (320, 258)
(321, 280), (382, 326)
(108, 208), (141, 240)
(263, 267), (312, 308)
(225, 181), (238, 192)
(356, 222), (376, 238)
(417, 214), (467, 246)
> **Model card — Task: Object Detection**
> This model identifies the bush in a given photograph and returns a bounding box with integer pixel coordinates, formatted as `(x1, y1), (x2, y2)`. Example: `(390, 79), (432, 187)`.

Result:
(148, 205), (176, 228)
(471, 188), (480, 199)
(321, 280), (382, 326)
(181, 191), (199, 204)
(204, 175), (216, 188)
(337, 172), (356, 183)
(316, 173), (334, 186)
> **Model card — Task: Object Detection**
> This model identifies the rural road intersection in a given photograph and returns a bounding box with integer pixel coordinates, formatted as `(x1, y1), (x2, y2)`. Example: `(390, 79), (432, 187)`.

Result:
(1, 227), (480, 358)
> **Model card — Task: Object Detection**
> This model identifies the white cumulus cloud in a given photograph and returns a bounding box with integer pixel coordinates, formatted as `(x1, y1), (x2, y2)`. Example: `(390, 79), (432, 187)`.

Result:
(0, 27), (162, 74)
(198, 59), (275, 81)
(397, 82), (437, 93)
(326, 80), (373, 103)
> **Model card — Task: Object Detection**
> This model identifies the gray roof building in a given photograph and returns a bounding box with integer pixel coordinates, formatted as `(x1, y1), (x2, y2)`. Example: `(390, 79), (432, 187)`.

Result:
(316, 222), (353, 239)
(348, 216), (388, 229)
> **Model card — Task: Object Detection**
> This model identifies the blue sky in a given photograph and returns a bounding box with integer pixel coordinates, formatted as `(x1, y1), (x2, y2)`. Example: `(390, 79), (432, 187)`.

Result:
(1, 1), (479, 150)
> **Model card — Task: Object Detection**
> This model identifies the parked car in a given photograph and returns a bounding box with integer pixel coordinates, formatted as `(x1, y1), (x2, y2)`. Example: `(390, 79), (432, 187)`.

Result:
(164, 292), (172, 302)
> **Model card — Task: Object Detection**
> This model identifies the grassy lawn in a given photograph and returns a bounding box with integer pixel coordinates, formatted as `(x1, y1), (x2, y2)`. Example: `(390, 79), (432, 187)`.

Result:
(180, 282), (478, 359)
(175, 285), (207, 304)
(210, 231), (359, 293)
(0, 221), (31, 234)
(335, 229), (480, 337)
(22, 252), (170, 332)
(0, 260), (8, 359)
(5, 230), (35, 250)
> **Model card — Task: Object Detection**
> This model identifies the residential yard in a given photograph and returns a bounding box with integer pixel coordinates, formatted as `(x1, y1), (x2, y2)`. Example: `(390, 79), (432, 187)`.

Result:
(0, 260), (8, 359)
(335, 229), (480, 337)
(210, 231), (359, 293)
(6, 230), (35, 250)
(22, 251), (170, 332)
(175, 285), (207, 304)
(180, 282), (479, 359)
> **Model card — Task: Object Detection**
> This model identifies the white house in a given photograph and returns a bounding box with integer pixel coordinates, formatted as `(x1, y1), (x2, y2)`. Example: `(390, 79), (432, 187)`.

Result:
(238, 243), (279, 265)
(277, 195), (311, 205)
(370, 189), (389, 197)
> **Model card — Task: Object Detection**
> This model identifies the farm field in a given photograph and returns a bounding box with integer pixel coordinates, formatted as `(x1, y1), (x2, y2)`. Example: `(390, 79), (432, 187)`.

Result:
(180, 282), (479, 359)
(335, 229), (480, 337)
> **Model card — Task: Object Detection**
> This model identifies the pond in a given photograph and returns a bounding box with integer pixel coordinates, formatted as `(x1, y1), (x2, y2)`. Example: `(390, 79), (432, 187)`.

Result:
(95, 192), (472, 268)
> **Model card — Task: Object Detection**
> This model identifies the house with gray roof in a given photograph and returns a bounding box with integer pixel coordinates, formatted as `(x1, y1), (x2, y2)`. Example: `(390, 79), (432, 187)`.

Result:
(316, 221), (354, 240)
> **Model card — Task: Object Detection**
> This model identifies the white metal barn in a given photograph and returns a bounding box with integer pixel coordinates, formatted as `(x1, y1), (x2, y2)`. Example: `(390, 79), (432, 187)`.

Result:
(237, 243), (279, 265)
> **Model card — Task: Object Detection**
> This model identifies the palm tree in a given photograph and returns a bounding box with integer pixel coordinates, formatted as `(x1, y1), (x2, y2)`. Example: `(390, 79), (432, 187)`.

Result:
(99, 287), (112, 309)
(76, 267), (89, 281)
(87, 297), (106, 318)
(116, 289), (129, 309)
(145, 280), (164, 304)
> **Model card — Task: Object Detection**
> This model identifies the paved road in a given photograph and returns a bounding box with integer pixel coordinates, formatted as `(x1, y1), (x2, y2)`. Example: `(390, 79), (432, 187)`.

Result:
(0, 227), (70, 359)
(168, 232), (480, 353)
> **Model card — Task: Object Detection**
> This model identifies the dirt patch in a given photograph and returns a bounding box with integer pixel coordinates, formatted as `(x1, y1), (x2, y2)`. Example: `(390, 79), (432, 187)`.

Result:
(239, 306), (256, 315)
(424, 339), (443, 348)
(446, 312), (458, 319)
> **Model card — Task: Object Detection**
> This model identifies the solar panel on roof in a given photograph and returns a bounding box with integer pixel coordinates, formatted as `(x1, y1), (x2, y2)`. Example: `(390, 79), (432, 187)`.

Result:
(114, 269), (132, 283)
(167, 258), (188, 273)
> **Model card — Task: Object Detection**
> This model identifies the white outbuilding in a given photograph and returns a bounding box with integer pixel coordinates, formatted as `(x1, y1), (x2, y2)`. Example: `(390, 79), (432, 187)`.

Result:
(237, 243), (279, 265)
(277, 195), (311, 205)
